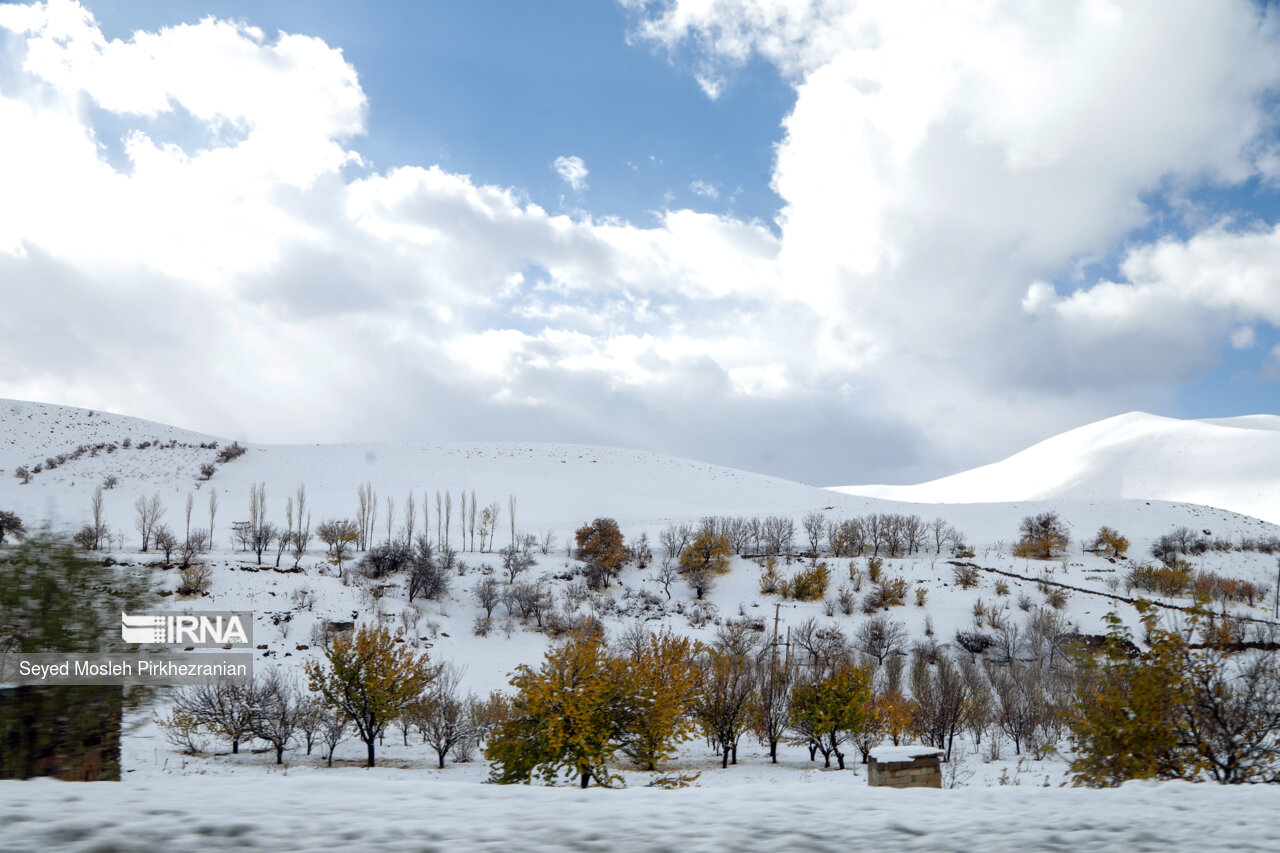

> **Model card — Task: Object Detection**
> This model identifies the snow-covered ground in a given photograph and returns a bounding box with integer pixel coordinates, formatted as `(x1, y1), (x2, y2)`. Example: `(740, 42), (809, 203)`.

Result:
(835, 411), (1280, 525)
(6, 399), (1280, 850)
(4, 774), (1280, 852)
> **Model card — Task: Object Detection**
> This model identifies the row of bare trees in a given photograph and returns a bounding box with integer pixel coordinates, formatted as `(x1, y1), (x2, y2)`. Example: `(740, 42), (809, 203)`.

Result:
(657, 513), (966, 564)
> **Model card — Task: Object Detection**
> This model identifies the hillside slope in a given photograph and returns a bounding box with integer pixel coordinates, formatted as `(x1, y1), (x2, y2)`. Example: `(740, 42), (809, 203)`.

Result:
(833, 411), (1280, 524)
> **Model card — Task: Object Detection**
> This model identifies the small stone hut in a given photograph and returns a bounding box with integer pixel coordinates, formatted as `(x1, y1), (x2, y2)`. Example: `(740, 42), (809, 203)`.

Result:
(867, 745), (943, 788)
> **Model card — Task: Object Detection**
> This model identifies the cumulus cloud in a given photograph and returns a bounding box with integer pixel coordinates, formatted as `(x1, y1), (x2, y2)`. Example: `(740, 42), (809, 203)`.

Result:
(553, 155), (589, 191)
(2, 0), (1280, 485)
(629, 0), (1280, 470)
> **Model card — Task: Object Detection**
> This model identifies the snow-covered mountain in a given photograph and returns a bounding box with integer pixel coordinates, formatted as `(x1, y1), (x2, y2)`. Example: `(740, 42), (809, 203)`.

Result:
(832, 411), (1280, 525)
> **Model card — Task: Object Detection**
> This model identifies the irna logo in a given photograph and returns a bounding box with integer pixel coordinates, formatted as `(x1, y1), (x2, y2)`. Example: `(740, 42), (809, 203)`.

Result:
(121, 611), (253, 647)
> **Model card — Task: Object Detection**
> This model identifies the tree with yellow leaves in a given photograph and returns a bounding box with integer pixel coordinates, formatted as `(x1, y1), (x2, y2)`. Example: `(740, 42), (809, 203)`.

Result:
(789, 661), (874, 770)
(617, 629), (702, 771)
(304, 624), (435, 767)
(486, 630), (631, 787)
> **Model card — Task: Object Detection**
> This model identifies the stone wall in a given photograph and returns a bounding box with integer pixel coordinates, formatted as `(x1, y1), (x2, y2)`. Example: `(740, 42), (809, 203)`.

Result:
(867, 753), (942, 788)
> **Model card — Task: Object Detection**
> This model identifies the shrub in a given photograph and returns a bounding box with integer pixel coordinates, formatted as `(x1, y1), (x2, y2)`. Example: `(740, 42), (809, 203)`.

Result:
(866, 556), (884, 584)
(863, 576), (908, 611)
(215, 442), (246, 463)
(759, 562), (782, 595)
(953, 564), (979, 589)
(177, 564), (212, 596)
(784, 562), (829, 601)
(1126, 561), (1192, 597)
(955, 631), (995, 655)
(914, 587), (928, 607)
(1045, 587), (1068, 610)
(994, 579), (1010, 596)
(359, 541), (414, 579)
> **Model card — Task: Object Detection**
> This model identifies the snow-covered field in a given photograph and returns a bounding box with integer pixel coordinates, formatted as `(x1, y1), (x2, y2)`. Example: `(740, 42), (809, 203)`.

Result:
(4, 774), (1280, 852)
(5, 398), (1280, 851)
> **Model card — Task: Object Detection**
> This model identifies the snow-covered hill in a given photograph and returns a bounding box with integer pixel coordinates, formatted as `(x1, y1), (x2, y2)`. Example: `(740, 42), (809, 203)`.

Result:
(7, 398), (1280, 819)
(833, 411), (1280, 525)
(3, 401), (1275, 553)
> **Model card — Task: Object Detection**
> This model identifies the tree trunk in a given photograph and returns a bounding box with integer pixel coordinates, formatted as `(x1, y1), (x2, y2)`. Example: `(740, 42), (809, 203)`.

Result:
(275, 744), (284, 764)
(580, 771), (590, 788)
(731, 743), (738, 765)
(366, 738), (376, 767)
(721, 746), (730, 768)
(437, 750), (446, 769)
(231, 737), (239, 754)
(769, 739), (778, 763)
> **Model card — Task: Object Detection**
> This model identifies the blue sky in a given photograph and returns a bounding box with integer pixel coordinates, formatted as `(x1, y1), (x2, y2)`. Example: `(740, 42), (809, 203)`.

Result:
(85, 0), (792, 228)
(1, 0), (1280, 485)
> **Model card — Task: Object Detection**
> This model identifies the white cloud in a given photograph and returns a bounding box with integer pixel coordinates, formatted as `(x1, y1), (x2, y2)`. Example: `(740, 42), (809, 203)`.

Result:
(2, 1), (1280, 484)
(553, 155), (588, 191)
(690, 179), (719, 199)
(1232, 326), (1257, 350)
(630, 0), (1280, 469)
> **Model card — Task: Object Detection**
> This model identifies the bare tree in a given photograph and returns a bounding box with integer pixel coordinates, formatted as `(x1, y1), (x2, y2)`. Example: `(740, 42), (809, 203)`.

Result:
(295, 697), (326, 756)
(911, 650), (970, 761)
(153, 524), (178, 565)
(656, 562), (680, 600)
(172, 677), (258, 754)
(457, 490), (467, 553)
(540, 529), (557, 555)
(249, 671), (302, 764)
(251, 522), (279, 566)
(184, 492), (194, 541)
(445, 491), (453, 551)
(134, 492), (165, 552)
(319, 708), (349, 767)
(295, 484), (306, 536)
(208, 490), (218, 551)
(404, 492), (415, 547)
(293, 512), (311, 568)
(356, 483), (373, 551)
(659, 523), (691, 564)
(474, 577), (501, 619)
(415, 663), (471, 768)
(385, 495), (395, 546)
(276, 495), (294, 567)
(753, 644), (795, 763)
(468, 490), (477, 552)
(508, 494), (517, 550)
(854, 615), (908, 667)
(802, 512), (826, 560)
(89, 486), (108, 550)
(435, 491), (443, 549)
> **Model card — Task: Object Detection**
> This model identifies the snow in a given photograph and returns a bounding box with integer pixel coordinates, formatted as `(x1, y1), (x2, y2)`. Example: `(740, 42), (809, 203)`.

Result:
(871, 745), (944, 761)
(834, 411), (1280, 525)
(3, 774), (1279, 851)
(6, 399), (1280, 849)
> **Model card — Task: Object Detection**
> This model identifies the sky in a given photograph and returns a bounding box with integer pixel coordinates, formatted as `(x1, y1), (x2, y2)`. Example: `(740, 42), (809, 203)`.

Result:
(1, 0), (1280, 486)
